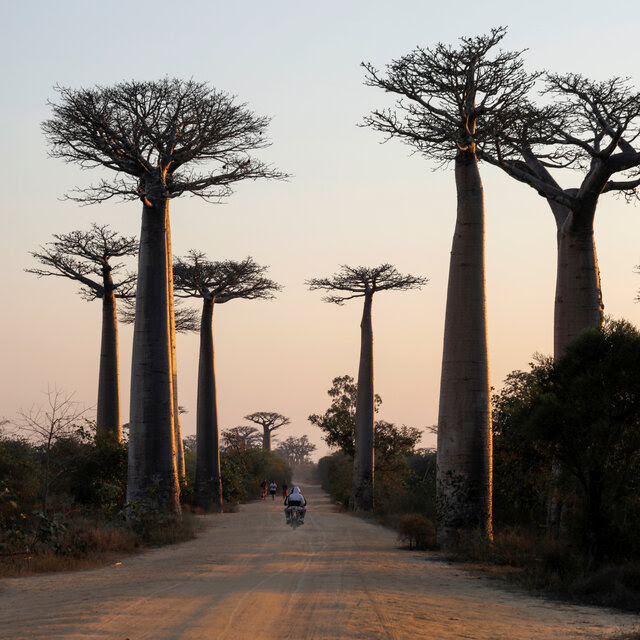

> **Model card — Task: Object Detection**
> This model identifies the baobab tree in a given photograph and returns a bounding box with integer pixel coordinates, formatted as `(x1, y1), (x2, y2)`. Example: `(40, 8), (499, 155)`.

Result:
(222, 426), (263, 451)
(244, 412), (290, 451)
(307, 264), (427, 511)
(43, 78), (284, 512)
(119, 295), (199, 480)
(479, 74), (640, 357)
(26, 224), (136, 442)
(363, 28), (533, 540)
(276, 435), (317, 467)
(173, 252), (280, 510)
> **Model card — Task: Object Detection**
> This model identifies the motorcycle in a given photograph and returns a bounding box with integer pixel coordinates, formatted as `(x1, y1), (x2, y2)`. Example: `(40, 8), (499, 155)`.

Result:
(287, 505), (304, 529)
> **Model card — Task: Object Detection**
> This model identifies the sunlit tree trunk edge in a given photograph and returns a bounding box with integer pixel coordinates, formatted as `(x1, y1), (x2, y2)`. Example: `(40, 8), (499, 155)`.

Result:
(127, 199), (180, 514)
(165, 214), (185, 479)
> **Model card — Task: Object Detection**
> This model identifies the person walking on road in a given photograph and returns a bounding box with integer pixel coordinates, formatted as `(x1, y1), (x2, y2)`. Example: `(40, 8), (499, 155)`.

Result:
(269, 481), (277, 501)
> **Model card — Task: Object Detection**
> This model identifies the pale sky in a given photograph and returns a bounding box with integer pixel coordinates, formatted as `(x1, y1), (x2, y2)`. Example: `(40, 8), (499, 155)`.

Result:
(1, 1), (640, 459)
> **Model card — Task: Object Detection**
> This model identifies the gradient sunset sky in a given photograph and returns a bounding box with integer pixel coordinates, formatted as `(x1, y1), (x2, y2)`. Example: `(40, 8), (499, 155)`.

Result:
(1, 0), (639, 458)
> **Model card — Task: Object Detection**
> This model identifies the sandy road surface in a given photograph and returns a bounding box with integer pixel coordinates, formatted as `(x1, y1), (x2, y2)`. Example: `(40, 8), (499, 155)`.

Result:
(0, 485), (637, 640)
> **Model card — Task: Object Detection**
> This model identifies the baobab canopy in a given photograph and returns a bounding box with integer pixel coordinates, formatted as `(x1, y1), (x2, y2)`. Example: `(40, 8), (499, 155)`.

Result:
(42, 78), (285, 204)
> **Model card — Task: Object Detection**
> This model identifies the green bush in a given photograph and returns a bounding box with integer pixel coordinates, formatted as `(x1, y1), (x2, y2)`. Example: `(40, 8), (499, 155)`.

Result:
(317, 452), (352, 508)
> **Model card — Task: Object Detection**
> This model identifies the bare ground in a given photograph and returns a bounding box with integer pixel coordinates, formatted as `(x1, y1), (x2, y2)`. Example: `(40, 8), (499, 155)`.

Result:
(0, 485), (637, 640)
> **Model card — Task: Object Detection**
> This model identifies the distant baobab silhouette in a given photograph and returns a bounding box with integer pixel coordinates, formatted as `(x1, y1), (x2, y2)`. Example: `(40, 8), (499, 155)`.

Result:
(244, 412), (291, 451)
(307, 263), (427, 511)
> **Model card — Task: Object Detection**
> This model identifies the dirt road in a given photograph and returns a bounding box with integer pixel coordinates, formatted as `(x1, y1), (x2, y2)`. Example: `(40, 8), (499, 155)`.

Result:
(0, 485), (637, 640)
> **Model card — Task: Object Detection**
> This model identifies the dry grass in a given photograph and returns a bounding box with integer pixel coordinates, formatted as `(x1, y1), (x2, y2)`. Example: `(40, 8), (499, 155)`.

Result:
(0, 511), (200, 578)
(444, 527), (640, 613)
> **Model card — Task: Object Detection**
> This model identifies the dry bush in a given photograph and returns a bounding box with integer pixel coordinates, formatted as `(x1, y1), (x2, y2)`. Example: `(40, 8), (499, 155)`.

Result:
(397, 514), (436, 550)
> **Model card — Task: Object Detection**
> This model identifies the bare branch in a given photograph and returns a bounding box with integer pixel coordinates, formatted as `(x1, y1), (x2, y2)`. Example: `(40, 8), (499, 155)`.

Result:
(26, 223), (137, 301)
(362, 27), (535, 163)
(119, 296), (200, 333)
(172, 251), (281, 303)
(244, 412), (290, 433)
(43, 78), (287, 204)
(307, 264), (428, 305)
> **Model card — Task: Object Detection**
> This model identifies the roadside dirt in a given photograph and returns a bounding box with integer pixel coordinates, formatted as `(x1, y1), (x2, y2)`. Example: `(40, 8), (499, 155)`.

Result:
(0, 485), (637, 639)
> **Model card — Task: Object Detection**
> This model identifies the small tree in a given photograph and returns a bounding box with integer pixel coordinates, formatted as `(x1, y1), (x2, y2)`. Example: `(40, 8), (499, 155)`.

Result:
(309, 374), (381, 457)
(43, 78), (284, 513)
(26, 224), (136, 442)
(363, 28), (532, 539)
(307, 264), (427, 510)
(17, 387), (89, 513)
(244, 412), (290, 451)
(173, 252), (280, 510)
(498, 320), (640, 564)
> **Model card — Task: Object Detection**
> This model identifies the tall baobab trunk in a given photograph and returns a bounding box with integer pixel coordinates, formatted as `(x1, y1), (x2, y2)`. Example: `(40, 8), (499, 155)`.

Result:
(552, 204), (604, 358)
(546, 199), (603, 534)
(262, 427), (272, 451)
(127, 199), (180, 513)
(351, 291), (375, 511)
(96, 279), (120, 442)
(436, 149), (492, 546)
(194, 297), (223, 511)
(165, 214), (185, 480)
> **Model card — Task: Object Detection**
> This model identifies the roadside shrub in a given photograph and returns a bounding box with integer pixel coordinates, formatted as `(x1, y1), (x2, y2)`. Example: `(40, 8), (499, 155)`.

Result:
(218, 448), (291, 504)
(126, 504), (198, 546)
(317, 451), (352, 508)
(397, 513), (436, 550)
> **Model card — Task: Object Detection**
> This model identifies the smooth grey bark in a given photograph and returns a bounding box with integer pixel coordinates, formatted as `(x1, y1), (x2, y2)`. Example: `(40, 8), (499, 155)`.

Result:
(497, 152), (604, 359)
(194, 297), (223, 511)
(351, 292), (375, 511)
(550, 201), (603, 358)
(127, 200), (180, 513)
(262, 427), (272, 451)
(97, 285), (120, 441)
(436, 149), (493, 545)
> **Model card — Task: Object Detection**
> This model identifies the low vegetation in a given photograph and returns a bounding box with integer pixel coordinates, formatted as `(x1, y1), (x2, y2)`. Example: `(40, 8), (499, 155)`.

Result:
(315, 321), (640, 614)
(0, 419), (293, 577)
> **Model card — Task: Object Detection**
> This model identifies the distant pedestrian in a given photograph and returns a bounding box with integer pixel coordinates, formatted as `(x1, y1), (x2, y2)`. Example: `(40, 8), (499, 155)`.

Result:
(260, 480), (267, 500)
(269, 481), (277, 501)
(282, 483), (288, 500)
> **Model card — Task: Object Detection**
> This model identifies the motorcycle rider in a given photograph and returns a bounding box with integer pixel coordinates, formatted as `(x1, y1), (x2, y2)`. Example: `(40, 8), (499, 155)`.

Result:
(284, 486), (307, 524)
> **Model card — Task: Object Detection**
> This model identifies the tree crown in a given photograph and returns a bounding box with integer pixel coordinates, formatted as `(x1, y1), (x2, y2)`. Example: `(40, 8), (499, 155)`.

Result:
(222, 426), (263, 451)
(479, 73), (640, 207)
(172, 251), (281, 303)
(26, 223), (137, 301)
(43, 78), (286, 204)
(307, 263), (427, 304)
(244, 412), (290, 433)
(363, 27), (534, 162)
